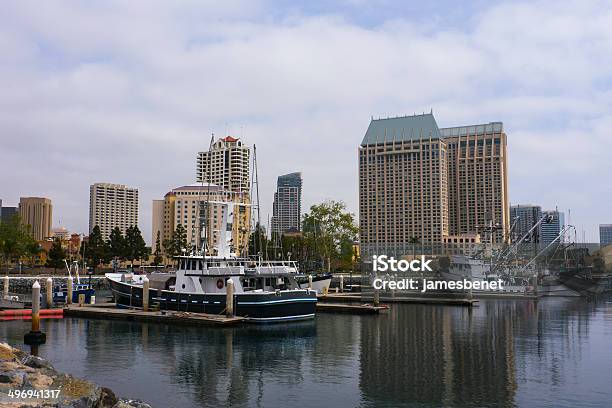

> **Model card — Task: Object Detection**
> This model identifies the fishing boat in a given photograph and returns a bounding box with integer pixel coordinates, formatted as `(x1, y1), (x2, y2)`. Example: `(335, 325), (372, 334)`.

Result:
(53, 260), (95, 304)
(106, 200), (317, 322)
(297, 273), (332, 294)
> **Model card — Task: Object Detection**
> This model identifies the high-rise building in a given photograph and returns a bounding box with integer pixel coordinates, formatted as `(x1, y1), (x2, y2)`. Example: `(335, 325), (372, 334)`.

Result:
(600, 224), (612, 247)
(358, 113), (509, 258)
(89, 183), (139, 240)
(540, 210), (564, 247)
(152, 184), (251, 256)
(18, 197), (53, 241)
(271, 172), (302, 235)
(510, 205), (542, 243)
(441, 121), (510, 243)
(0, 205), (18, 223)
(196, 136), (250, 193)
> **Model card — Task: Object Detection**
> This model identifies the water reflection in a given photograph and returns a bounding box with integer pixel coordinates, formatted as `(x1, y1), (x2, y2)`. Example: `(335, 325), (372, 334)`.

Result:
(1, 296), (611, 408)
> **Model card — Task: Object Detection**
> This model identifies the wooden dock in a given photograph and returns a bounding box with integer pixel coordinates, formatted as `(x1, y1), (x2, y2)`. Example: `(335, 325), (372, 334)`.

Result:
(316, 303), (388, 314)
(318, 293), (478, 307)
(64, 304), (245, 326)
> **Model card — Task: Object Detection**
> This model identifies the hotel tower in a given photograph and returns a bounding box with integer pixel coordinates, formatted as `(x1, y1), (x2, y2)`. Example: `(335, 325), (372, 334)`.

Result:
(358, 112), (509, 259)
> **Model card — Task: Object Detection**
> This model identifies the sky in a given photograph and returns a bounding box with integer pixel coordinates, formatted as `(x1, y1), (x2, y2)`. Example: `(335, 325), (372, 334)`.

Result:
(1, 0), (611, 244)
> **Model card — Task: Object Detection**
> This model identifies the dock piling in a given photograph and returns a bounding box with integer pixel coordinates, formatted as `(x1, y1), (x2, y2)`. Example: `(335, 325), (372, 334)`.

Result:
(3, 276), (8, 299)
(67, 276), (73, 305)
(24, 281), (46, 351)
(226, 278), (234, 317)
(142, 277), (150, 311)
(374, 288), (380, 307)
(46, 277), (53, 308)
(308, 275), (312, 289)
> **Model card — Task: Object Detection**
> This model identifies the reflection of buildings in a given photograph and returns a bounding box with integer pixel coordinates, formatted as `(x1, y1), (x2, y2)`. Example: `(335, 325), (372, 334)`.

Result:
(359, 113), (510, 259)
(358, 303), (518, 406)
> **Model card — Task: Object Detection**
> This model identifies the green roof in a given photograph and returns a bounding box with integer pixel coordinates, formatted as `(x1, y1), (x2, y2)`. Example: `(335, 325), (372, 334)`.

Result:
(361, 113), (441, 146)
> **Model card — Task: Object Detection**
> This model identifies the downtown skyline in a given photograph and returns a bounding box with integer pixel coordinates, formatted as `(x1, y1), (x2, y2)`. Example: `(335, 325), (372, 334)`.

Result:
(1, 1), (611, 243)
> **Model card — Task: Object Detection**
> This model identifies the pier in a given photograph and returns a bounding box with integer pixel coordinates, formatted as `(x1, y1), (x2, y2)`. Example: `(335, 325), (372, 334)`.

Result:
(63, 304), (245, 326)
(316, 303), (388, 314)
(318, 293), (478, 307)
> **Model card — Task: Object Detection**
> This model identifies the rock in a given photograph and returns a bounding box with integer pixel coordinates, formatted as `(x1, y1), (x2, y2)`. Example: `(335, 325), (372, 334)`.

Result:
(97, 387), (118, 408)
(113, 400), (152, 408)
(24, 371), (54, 388)
(23, 354), (55, 370)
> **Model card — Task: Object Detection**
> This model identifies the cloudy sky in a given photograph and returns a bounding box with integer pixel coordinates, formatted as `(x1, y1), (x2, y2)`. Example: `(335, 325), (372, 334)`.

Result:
(1, 0), (611, 244)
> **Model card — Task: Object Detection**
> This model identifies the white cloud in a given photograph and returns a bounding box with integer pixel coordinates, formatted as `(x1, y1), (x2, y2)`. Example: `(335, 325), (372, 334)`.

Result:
(0, 0), (610, 243)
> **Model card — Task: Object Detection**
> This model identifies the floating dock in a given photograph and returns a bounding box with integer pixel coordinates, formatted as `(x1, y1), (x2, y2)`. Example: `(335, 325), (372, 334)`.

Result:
(63, 304), (245, 326)
(318, 293), (478, 307)
(316, 303), (388, 314)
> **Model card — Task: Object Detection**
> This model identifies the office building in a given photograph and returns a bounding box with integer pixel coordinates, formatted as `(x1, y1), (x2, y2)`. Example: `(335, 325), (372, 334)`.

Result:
(0, 205), (18, 223)
(152, 184), (251, 256)
(510, 205), (542, 243)
(271, 172), (302, 235)
(89, 183), (139, 240)
(18, 197), (53, 241)
(540, 210), (564, 247)
(359, 113), (509, 258)
(196, 136), (250, 193)
(599, 224), (612, 247)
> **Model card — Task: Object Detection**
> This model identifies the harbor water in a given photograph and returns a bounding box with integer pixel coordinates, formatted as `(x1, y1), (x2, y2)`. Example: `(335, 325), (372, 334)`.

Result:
(2, 295), (612, 407)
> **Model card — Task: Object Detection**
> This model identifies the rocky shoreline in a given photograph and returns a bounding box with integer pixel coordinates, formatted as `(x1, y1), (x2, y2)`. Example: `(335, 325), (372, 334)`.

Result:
(0, 343), (151, 408)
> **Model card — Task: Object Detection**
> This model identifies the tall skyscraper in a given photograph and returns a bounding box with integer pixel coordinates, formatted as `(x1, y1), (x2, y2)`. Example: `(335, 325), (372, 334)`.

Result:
(18, 197), (53, 241)
(540, 210), (564, 247)
(510, 205), (542, 243)
(600, 224), (612, 247)
(151, 184), (251, 255)
(359, 113), (509, 258)
(196, 136), (250, 193)
(271, 172), (302, 234)
(89, 183), (139, 240)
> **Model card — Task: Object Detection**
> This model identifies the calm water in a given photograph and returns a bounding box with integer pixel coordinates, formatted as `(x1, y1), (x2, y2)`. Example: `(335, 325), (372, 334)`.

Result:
(2, 296), (612, 408)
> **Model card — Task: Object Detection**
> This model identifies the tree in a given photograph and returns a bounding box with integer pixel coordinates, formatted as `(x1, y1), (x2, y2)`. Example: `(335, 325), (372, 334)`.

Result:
(302, 200), (359, 272)
(107, 227), (126, 259)
(25, 241), (43, 267)
(153, 231), (163, 266)
(124, 225), (148, 266)
(0, 214), (37, 274)
(82, 225), (108, 272)
(171, 224), (188, 256)
(46, 237), (66, 272)
(248, 223), (269, 258)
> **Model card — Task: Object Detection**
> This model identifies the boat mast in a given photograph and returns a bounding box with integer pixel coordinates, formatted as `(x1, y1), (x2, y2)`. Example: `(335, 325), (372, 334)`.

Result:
(253, 144), (262, 263)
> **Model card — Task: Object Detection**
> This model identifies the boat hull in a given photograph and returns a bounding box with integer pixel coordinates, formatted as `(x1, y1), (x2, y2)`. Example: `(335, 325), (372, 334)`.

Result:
(297, 274), (332, 294)
(108, 278), (317, 323)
